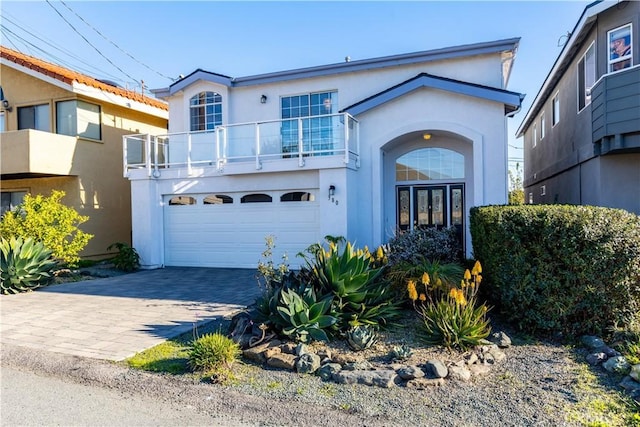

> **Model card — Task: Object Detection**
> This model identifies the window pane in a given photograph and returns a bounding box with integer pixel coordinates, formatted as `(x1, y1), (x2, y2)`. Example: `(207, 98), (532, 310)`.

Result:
(241, 194), (272, 203)
(56, 100), (76, 136)
(18, 105), (50, 132)
(77, 101), (101, 139)
(395, 148), (464, 181)
(190, 91), (222, 131)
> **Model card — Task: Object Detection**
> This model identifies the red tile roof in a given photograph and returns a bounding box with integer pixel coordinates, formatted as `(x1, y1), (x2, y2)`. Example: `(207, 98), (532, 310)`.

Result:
(0, 46), (168, 111)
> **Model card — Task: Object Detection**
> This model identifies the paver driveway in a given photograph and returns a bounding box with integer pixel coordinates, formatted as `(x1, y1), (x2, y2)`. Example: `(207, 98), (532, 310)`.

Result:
(0, 268), (261, 361)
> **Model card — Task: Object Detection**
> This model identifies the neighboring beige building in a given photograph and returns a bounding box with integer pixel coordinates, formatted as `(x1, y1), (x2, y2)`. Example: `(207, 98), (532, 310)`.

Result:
(0, 46), (168, 260)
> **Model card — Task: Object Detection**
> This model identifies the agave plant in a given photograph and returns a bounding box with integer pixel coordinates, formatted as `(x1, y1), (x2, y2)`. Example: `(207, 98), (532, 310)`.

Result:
(275, 287), (338, 343)
(346, 325), (378, 351)
(390, 344), (413, 360)
(1, 236), (57, 294)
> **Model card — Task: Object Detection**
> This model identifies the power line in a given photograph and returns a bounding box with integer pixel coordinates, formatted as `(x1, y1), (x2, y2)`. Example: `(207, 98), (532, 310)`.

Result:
(44, 0), (141, 88)
(58, 0), (173, 81)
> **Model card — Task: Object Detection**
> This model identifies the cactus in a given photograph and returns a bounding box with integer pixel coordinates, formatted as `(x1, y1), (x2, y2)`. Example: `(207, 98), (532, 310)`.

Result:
(391, 344), (413, 360)
(0, 237), (57, 294)
(346, 325), (377, 351)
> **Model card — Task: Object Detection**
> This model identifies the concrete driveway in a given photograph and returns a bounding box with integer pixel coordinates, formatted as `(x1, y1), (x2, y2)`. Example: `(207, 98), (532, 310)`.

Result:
(0, 268), (261, 361)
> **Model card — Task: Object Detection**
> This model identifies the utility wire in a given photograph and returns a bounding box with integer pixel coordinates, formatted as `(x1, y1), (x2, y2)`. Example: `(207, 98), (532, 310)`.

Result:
(44, 0), (141, 88)
(59, 0), (174, 81)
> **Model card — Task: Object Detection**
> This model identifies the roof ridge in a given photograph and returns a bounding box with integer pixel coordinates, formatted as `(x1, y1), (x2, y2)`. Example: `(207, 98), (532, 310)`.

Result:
(0, 45), (167, 111)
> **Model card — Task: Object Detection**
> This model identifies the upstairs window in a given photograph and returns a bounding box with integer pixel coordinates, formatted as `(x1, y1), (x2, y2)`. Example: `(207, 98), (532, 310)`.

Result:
(552, 93), (560, 126)
(578, 41), (596, 111)
(18, 104), (50, 132)
(540, 113), (546, 140)
(190, 91), (222, 131)
(533, 123), (537, 148)
(608, 24), (633, 72)
(56, 100), (101, 140)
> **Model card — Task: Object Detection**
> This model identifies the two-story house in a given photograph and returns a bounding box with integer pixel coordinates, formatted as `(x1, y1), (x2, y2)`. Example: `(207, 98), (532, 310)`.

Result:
(124, 38), (524, 269)
(517, 0), (639, 214)
(0, 46), (168, 259)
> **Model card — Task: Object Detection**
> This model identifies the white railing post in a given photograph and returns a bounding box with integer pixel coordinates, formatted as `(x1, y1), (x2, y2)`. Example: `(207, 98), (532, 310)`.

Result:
(223, 127), (228, 165)
(298, 117), (304, 167)
(343, 113), (349, 165)
(255, 123), (261, 170)
(145, 133), (152, 177)
(153, 135), (159, 176)
(187, 132), (192, 175)
(215, 128), (221, 170)
(122, 135), (128, 177)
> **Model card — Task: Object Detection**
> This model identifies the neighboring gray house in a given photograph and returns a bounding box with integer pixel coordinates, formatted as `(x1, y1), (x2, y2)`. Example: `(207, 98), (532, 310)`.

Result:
(517, 0), (640, 214)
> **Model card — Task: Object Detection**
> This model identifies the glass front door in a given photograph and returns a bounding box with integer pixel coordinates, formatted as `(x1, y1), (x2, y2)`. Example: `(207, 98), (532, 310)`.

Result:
(397, 184), (464, 250)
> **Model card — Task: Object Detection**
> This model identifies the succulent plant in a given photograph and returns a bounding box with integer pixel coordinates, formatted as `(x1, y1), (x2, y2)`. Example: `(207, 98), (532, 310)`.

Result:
(346, 325), (377, 351)
(391, 344), (413, 360)
(1, 236), (57, 294)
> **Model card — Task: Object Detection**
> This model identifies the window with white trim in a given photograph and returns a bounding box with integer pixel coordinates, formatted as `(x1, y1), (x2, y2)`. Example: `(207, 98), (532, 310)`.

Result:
(578, 42), (596, 111)
(608, 23), (633, 72)
(533, 123), (537, 148)
(540, 185), (546, 196)
(18, 104), (50, 132)
(56, 100), (101, 140)
(552, 93), (560, 126)
(190, 92), (222, 131)
(281, 91), (337, 154)
(540, 113), (546, 140)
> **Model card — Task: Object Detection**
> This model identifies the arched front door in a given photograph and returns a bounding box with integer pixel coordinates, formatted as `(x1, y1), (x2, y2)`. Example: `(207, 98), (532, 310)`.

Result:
(395, 147), (465, 251)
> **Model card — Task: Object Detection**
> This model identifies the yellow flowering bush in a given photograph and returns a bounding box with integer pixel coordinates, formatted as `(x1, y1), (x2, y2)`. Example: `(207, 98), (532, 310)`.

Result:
(409, 260), (491, 350)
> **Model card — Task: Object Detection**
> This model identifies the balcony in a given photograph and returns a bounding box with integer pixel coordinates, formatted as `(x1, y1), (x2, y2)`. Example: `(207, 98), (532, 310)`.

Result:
(0, 129), (79, 179)
(591, 65), (640, 155)
(123, 113), (359, 178)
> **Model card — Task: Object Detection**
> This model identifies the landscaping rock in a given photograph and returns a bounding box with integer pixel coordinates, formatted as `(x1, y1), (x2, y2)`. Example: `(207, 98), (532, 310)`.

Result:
(598, 346), (621, 358)
(296, 343), (310, 357)
(602, 356), (631, 374)
(490, 331), (512, 348)
(333, 369), (397, 388)
(296, 353), (321, 374)
(487, 348), (506, 363)
(581, 335), (605, 350)
(280, 342), (297, 355)
(585, 352), (607, 366)
(396, 366), (425, 381)
(465, 353), (478, 365)
(448, 365), (472, 382)
(406, 378), (445, 389)
(631, 364), (640, 382)
(267, 353), (296, 371)
(317, 363), (342, 381)
(425, 360), (448, 378)
(620, 375), (640, 402)
(316, 348), (332, 361)
(343, 360), (374, 371)
(469, 364), (491, 376)
(332, 353), (357, 366)
(263, 347), (282, 359)
(243, 347), (267, 364)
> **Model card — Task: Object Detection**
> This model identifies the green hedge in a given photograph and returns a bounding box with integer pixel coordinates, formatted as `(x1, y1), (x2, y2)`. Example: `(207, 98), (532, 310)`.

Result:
(470, 205), (640, 337)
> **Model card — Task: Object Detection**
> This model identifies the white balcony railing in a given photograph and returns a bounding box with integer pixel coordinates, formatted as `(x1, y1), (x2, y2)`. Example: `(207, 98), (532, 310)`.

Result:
(123, 113), (359, 177)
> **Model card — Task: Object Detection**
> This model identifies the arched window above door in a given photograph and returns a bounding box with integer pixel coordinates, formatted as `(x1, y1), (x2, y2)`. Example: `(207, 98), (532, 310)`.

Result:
(190, 91), (222, 131)
(396, 148), (464, 181)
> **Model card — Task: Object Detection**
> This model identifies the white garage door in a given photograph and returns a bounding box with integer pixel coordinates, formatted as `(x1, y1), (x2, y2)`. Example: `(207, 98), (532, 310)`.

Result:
(163, 191), (320, 268)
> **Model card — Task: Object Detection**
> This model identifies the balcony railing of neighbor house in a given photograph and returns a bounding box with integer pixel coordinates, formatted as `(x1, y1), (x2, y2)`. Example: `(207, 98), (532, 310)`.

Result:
(123, 113), (359, 177)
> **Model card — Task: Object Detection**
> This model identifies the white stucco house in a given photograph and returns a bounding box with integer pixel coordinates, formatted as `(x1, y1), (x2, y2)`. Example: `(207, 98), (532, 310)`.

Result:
(124, 38), (524, 269)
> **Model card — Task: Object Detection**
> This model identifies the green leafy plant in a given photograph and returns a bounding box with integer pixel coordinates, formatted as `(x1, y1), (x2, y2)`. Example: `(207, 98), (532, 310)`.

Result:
(0, 190), (92, 266)
(387, 226), (462, 266)
(387, 257), (464, 299)
(107, 242), (140, 272)
(413, 261), (491, 350)
(275, 287), (337, 343)
(346, 325), (377, 351)
(1, 236), (57, 294)
(188, 332), (241, 374)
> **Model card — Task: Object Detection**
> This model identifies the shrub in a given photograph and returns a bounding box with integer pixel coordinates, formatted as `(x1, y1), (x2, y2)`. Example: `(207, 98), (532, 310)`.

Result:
(188, 332), (240, 373)
(0, 190), (92, 266)
(387, 227), (462, 266)
(1, 236), (58, 294)
(413, 262), (491, 350)
(107, 242), (140, 272)
(470, 205), (640, 337)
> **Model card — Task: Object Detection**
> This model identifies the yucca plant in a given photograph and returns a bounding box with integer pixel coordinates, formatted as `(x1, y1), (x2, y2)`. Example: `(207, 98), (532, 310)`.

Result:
(1, 236), (57, 294)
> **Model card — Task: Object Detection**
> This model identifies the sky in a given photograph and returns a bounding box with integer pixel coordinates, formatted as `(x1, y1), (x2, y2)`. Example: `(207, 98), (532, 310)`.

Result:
(1, 0), (595, 172)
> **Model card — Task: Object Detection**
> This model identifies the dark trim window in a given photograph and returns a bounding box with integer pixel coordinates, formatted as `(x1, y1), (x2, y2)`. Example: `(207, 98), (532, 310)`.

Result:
(552, 93), (560, 126)
(1, 191), (27, 217)
(533, 123), (537, 147)
(18, 104), (50, 131)
(203, 194), (233, 204)
(190, 91), (222, 131)
(56, 100), (101, 140)
(608, 23), (633, 72)
(168, 196), (196, 205)
(281, 192), (314, 202)
(578, 41), (596, 111)
(241, 194), (272, 203)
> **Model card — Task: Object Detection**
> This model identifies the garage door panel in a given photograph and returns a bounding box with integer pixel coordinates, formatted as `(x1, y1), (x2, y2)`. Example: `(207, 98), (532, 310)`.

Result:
(164, 192), (320, 268)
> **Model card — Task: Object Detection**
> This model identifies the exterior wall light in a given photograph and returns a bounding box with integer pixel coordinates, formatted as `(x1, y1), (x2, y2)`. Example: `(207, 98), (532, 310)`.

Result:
(423, 133), (432, 140)
(328, 185), (336, 199)
(260, 94), (267, 104)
